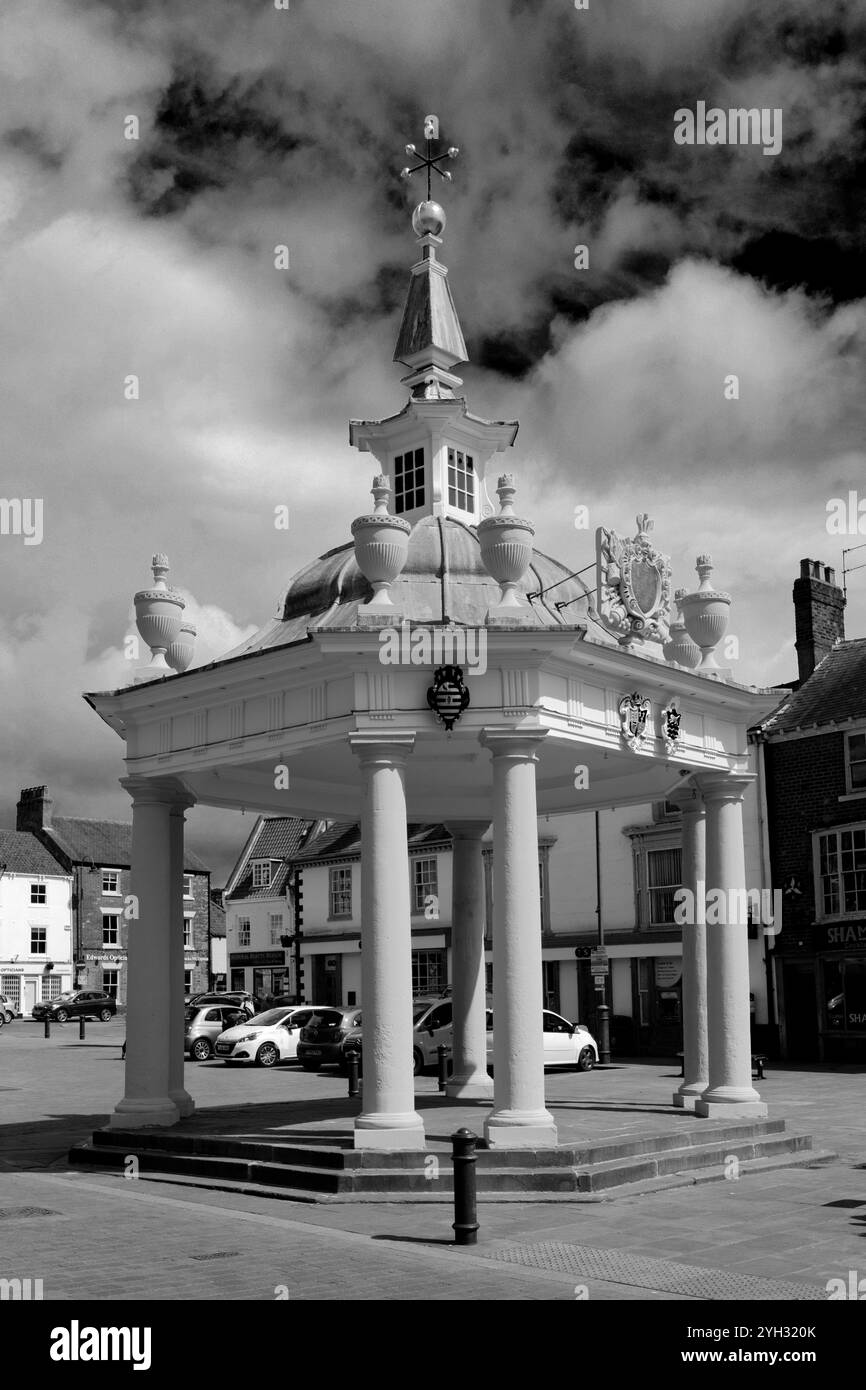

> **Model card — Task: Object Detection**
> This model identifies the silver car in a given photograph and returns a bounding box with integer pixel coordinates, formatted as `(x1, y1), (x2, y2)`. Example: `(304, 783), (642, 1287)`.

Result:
(184, 1002), (248, 1061)
(412, 1001), (599, 1074)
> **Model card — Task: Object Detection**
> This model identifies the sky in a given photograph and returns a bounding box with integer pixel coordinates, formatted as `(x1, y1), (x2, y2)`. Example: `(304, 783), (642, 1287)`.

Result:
(1, 0), (865, 882)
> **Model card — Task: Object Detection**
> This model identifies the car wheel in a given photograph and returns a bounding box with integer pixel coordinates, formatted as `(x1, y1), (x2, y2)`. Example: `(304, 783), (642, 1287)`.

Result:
(192, 1038), (212, 1061)
(55, 1009), (69, 1023)
(301, 1061), (321, 1072)
(99, 1009), (113, 1022)
(3, 1011), (12, 1024)
(577, 1046), (595, 1072)
(0, 1014), (4, 1028)
(412, 1048), (425, 1076)
(257, 1042), (279, 1068)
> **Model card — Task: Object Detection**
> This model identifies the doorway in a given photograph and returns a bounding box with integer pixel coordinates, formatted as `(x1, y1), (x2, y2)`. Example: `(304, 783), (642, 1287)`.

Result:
(312, 954), (342, 1007)
(781, 961), (820, 1060)
(23, 978), (38, 1015)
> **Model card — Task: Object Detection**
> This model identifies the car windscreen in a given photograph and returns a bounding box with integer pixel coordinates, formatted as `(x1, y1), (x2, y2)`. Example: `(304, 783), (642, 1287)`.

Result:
(412, 1005), (432, 1023)
(248, 1009), (290, 1026)
(307, 1010), (345, 1027)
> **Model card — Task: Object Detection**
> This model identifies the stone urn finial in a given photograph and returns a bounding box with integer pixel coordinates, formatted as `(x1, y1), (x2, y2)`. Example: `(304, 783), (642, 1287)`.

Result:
(678, 556), (731, 673)
(167, 622), (196, 673)
(351, 475), (411, 611)
(664, 587), (701, 668)
(477, 474), (535, 613)
(134, 554), (186, 680)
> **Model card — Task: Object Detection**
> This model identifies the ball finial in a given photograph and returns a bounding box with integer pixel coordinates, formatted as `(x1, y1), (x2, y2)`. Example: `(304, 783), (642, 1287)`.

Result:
(412, 200), (446, 237)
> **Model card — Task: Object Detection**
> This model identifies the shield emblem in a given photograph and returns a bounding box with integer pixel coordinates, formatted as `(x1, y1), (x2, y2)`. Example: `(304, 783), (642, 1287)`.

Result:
(630, 558), (661, 615)
(619, 691), (650, 751)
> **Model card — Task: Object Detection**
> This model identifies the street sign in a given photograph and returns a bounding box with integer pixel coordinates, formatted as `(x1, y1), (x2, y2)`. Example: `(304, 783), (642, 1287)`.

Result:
(590, 948), (609, 975)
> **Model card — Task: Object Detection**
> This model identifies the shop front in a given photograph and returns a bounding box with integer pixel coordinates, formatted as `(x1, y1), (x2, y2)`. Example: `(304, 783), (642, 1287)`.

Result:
(229, 949), (290, 1002)
(819, 921), (866, 1062)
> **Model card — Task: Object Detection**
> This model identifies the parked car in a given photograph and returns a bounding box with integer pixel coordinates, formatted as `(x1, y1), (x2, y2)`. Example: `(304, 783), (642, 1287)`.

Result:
(412, 1002), (599, 1074)
(32, 991), (117, 1023)
(0, 994), (18, 1024)
(187, 991), (254, 1012)
(214, 1005), (321, 1067)
(184, 1003), (249, 1061)
(296, 1007), (363, 1072)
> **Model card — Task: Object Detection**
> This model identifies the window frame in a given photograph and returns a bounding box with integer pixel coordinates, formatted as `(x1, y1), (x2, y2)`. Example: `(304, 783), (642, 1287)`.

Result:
(329, 866), (353, 921)
(101, 869), (121, 896)
(183, 916), (194, 950)
(411, 857), (438, 916)
(102, 912), (120, 946)
(237, 917), (251, 948)
(30, 881), (47, 906)
(30, 924), (47, 955)
(393, 447), (425, 516)
(446, 447), (475, 514)
(844, 730), (866, 796)
(814, 823), (866, 921)
(102, 969), (119, 1000)
(269, 912), (284, 946)
(251, 860), (272, 890)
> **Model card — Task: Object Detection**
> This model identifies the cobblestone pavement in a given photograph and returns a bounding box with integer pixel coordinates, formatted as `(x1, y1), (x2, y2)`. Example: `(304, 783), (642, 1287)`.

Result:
(1, 1019), (864, 1301)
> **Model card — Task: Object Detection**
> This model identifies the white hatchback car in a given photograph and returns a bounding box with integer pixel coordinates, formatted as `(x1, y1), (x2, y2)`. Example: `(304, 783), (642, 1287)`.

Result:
(214, 1005), (321, 1068)
(412, 1001), (598, 1074)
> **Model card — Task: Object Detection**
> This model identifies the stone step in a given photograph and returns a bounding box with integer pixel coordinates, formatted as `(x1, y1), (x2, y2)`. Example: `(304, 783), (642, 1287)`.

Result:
(70, 1125), (816, 1196)
(574, 1133), (814, 1192)
(89, 1115), (789, 1172)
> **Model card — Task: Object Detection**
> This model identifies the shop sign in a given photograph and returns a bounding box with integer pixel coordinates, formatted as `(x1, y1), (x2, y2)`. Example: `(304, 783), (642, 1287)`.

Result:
(84, 951), (126, 963)
(821, 921), (866, 950)
(229, 950), (285, 967)
(655, 958), (682, 988)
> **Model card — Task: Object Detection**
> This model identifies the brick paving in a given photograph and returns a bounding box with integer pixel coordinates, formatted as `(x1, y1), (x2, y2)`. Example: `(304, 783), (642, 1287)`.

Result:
(1, 1018), (865, 1300)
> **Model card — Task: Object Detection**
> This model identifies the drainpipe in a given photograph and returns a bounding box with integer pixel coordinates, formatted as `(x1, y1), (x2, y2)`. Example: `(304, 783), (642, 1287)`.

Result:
(595, 810), (611, 1064)
(755, 738), (778, 1055)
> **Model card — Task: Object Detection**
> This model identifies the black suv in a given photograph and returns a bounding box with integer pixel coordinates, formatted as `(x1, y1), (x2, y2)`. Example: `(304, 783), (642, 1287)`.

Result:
(32, 990), (117, 1023)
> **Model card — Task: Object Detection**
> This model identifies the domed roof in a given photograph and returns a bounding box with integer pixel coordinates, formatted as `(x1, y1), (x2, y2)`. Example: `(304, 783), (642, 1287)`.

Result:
(223, 516), (617, 661)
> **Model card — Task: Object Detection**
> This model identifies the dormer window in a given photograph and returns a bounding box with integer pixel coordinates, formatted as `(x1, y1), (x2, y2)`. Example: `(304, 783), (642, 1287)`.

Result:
(394, 448), (425, 515)
(447, 448), (475, 513)
(252, 860), (272, 889)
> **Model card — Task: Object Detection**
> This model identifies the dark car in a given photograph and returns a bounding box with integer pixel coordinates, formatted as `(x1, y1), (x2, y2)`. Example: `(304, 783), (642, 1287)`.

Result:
(296, 1007), (362, 1072)
(32, 990), (117, 1023)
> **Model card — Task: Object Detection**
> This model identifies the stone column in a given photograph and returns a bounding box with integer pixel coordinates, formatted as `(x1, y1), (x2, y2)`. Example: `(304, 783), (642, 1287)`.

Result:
(169, 799), (195, 1118)
(668, 786), (708, 1109)
(693, 773), (766, 1117)
(350, 732), (424, 1151)
(480, 729), (557, 1148)
(445, 822), (493, 1101)
(111, 779), (188, 1129)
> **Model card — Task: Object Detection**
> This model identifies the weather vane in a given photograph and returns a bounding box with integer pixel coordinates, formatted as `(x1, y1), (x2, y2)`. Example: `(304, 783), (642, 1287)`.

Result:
(400, 114), (459, 201)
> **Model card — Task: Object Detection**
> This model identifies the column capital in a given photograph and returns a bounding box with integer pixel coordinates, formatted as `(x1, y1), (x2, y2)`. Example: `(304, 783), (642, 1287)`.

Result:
(665, 784), (705, 815)
(691, 771), (755, 804)
(479, 727), (548, 761)
(120, 776), (195, 810)
(348, 731), (415, 766)
(446, 821), (491, 841)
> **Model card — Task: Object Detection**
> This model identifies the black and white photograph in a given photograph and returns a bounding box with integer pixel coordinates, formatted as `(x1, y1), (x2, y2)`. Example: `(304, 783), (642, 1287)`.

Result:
(1, 0), (865, 1354)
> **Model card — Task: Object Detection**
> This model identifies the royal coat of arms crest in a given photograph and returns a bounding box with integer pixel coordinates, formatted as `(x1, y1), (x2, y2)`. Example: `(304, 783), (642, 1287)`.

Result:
(619, 691), (651, 751)
(661, 698), (682, 755)
(591, 514), (672, 647)
(427, 665), (470, 732)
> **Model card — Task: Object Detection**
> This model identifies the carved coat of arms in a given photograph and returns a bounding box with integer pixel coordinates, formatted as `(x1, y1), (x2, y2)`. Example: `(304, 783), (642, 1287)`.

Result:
(427, 665), (470, 732)
(591, 514), (672, 646)
(619, 691), (650, 751)
(661, 698), (682, 755)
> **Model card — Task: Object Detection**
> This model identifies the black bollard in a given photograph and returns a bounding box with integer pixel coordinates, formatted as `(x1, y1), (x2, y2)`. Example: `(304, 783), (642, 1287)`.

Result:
(346, 1049), (360, 1098)
(451, 1128), (479, 1246)
(437, 1043), (449, 1092)
(79, 1017), (86, 1041)
(43, 1019), (50, 1039)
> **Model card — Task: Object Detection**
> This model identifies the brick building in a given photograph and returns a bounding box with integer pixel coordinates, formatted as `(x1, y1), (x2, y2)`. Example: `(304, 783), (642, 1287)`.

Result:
(752, 560), (866, 1061)
(15, 786), (212, 1005)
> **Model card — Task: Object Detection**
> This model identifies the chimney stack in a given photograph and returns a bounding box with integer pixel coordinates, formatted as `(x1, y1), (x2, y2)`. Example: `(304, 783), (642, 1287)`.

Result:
(17, 785), (53, 832)
(793, 559), (846, 684)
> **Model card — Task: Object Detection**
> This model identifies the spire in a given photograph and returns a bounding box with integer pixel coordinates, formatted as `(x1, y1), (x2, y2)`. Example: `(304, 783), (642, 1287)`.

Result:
(394, 116), (467, 400)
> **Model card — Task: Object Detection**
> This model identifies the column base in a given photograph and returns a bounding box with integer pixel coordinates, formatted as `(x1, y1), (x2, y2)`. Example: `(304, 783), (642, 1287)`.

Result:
(354, 1113), (425, 1151)
(673, 1081), (708, 1111)
(484, 1110), (557, 1149)
(109, 1097), (180, 1129)
(695, 1091), (767, 1120)
(445, 1073), (494, 1101)
(170, 1089), (195, 1118)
